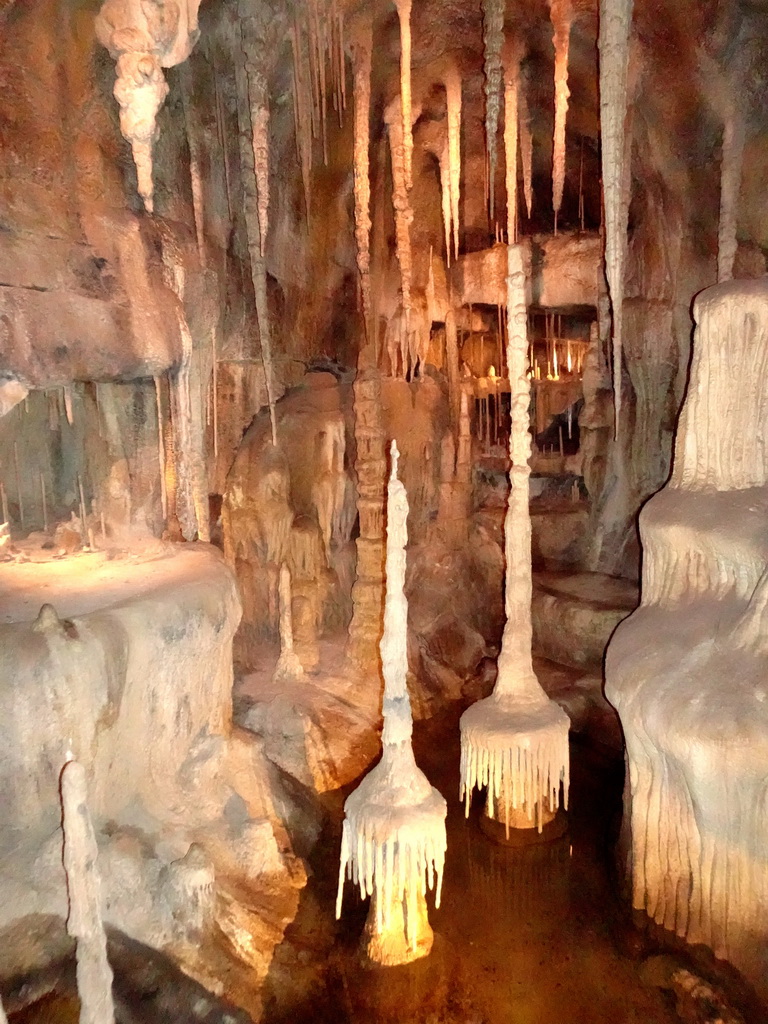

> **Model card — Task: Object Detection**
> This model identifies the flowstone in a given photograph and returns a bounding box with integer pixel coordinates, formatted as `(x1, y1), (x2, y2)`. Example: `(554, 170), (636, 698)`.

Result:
(605, 279), (768, 997)
(337, 442), (446, 966)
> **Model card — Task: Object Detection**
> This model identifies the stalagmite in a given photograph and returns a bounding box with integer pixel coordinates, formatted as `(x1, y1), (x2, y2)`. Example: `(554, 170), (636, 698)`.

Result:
(393, 0), (414, 192)
(502, 40), (522, 244)
(519, 66), (533, 218)
(385, 97), (414, 330)
(717, 98), (745, 284)
(61, 758), (115, 1024)
(598, 0), (633, 434)
(482, 0), (504, 219)
(351, 17), (373, 333)
(273, 565), (306, 682)
(95, 0), (202, 213)
(444, 65), (462, 260)
(460, 246), (570, 836)
(236, 10), (278, 445)
(0, 994), (6, 1024)
(549, 0), (572, 229)
(337, 442), (447, 964)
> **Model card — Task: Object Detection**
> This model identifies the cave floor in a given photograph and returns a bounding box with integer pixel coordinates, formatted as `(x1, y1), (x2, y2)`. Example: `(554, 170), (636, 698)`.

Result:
(262, 703), (682, 1024)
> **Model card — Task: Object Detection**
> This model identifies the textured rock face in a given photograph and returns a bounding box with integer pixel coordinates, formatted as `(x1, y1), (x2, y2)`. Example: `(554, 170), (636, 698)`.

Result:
(605, 279), (768, 997)
(0, 544), (307, 1005)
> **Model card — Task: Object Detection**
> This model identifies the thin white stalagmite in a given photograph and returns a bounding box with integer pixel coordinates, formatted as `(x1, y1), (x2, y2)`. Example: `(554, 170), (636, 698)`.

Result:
(502, 39), (522, 244)
(155, 376), (168, 521)
(351, 16), (373, 334)
(519, 65), (533, 218)
(394, 0), (414, 191)
(598, 0), (634, 435)
(549, 0), (573, 230)
(482, 0), (504, 220)
(273, 564), (306, 681)
(443, 65), (462, 260)
(385, 97), (414, 330)
(717, 98), (745, 284)
(459, 246), (569, 836)
(337, 442), (447, 965)
(61, 758), (115, 1024)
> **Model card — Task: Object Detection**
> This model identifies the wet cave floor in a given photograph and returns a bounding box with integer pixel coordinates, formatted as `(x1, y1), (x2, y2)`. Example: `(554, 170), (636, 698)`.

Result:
(262, 706), (689, 1024)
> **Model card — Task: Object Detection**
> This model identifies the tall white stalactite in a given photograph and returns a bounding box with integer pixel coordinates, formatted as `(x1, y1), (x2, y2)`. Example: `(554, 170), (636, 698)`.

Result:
(502, 40), (522, 244)
(460, 246), (570, 835)
(519, 66), (533, 218)
(482, 0), (504, 220)
(394, 0), (414, 192)
(444, 65), (462, 261)
(598, 0), (633, 435)
(351, 17), (373, 333)
(549, 0), (572, 229)
(717, 99), (745, 284)
(385, 98), (414, 331)
(62, 759), (115, 1024)
(337, 442), (447, 964)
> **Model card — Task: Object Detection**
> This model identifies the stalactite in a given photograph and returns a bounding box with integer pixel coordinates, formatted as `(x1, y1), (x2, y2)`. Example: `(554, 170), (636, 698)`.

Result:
(235, 13), (278, 446)
(444, 65), (462, 261)
(61, 758), (115, 1024)
(519, 65), (533, 219)
(549, 0), (572, 229)
(482, 0), (504, 220)
(337, 442), (447, 964)
(385, 97), (414, 330)
(717, 99), (745, 284)
(179, 63), (206, 266)
(95, 0), (202, 213)
(460, 246), (569, 835)
(394, 0), (414, 192)
(502, 40), (522, 244)
(439, 142), (452, 265)
(351, 16), (373, 334)
(291, 21), (313, 218)
(598, 0), (634, 435)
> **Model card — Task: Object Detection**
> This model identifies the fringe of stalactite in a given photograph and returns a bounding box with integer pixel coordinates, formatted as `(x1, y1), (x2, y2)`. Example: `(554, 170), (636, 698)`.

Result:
(386, 99), (414, 330)
(444, 65), (462, 260)
(598, 0), (634, 437)
(179, 63), (206, 266)
(439, 143), (452, 265)
(62, 759), (116, 1024)
(394, 0), (413, 192)
(519, 65), (533, 218)
(482, 0), (504, 220)
(290, 20), (313, 218)
(502, 40), (522, 244)
(352, 18), (373, 335)
(717, 104), (745, 283)
(549, 0), (572, 229)
(336, 803), (446, 945)
(236, 25), (278, 446)
(459, 726), (570, 832)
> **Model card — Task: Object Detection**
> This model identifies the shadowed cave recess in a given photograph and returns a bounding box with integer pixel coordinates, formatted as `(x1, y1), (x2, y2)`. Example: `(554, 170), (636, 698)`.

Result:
(1, 0), (768, 1021)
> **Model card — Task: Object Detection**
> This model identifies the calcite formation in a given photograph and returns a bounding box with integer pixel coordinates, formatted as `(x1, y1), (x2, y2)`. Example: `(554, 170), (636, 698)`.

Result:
(460, 245), (570, 835)
(549, 0), (572, 227)
(444, 65), (463, 261)
(606, 279), (768, 996)
(502, 40), (522, 243)
(273, 564), (306, 682)
(482, 0), (504, 219)
(351, 16), (373, 332)
(598, 0), (634, 433)
(95, 0), (202, 212)
(385, 97), (415, 334)
(337, 442), (447, 965)
(62, 758), (115, 1024)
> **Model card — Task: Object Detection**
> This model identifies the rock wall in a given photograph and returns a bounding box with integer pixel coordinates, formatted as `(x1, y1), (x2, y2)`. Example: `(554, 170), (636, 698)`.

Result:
(605, 279), (768, 998)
